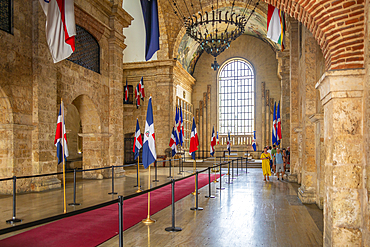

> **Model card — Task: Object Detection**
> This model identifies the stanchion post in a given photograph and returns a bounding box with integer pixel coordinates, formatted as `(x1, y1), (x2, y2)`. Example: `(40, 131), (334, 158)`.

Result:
(205, 167), (215, 198)
(178, 158), (182, 175)
(237, 158), (239, 176)
(153, 161), (159, 182)
(134, 160), (139, 188)
(167, 159), (173, 178)
(190, 172), (203, 211)
(68, 168), (81, 206)
(118, 196), (124, 247)
(6, 176), (22, 224)
(108, 166), (117, 195)
(216, 164), (225, 190)
(246, 156), (248, 173)
(231, 160), (236, 180)
(165, 179), (182, 232)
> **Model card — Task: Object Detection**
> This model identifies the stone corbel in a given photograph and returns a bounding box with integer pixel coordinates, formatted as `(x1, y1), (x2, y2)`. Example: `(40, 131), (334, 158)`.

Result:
(308, 113), (323, 124)
(315, 69), (364, 106)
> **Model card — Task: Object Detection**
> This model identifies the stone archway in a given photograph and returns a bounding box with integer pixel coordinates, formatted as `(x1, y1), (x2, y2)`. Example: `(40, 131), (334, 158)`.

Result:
(0, 87), (14, 194)
(71, 94), (108, 179)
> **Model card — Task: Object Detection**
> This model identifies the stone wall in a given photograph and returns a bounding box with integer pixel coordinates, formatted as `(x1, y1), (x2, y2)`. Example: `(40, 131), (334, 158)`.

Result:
(192, 35), (281, 152)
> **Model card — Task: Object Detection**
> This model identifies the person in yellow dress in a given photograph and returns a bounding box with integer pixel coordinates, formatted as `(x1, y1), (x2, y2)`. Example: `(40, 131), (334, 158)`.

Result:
(260, 147), (271, 181)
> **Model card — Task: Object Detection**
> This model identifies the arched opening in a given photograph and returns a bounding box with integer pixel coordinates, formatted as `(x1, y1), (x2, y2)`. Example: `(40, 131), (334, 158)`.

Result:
(218, 58), (255, 145)
(65, 104), (82, 170)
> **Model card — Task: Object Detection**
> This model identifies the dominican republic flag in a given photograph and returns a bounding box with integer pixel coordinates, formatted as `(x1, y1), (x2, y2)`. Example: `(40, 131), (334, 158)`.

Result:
(135, 84), (140, 108)
(252, 131), (257, 151)
(142, 97), (156, 168)
(210, 126), (216, 156)
(175, 106), (180, 142)
(277, 101), (282, 144)
(272, 102), (277, 145)
(227, 131), (231, 155)
(216, 131), (219, 145)
(139, 77), (145, 100)
(169, 126), (177, 157)
(179, 106), (184, 146)
(54, 101), (69, 164)
(39, 0), (76, 63)
(133, 119), (143, 160)
(140, 0), (160, 61)
(267, 5), (286, 50)
(189, 117), (199, 160)
(124, 79), (129, 103)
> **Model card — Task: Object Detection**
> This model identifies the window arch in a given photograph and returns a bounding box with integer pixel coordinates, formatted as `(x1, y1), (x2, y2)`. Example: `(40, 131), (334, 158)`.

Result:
(218, 58), (255, 135)
(68, 25), (100, 73)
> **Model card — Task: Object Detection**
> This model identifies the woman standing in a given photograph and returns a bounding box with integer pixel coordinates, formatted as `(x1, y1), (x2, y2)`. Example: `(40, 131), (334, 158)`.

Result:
(260, 147), (271, 181)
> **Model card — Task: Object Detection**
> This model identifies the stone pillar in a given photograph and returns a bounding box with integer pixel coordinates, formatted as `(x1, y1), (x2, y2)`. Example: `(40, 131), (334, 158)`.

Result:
(203, 92), (207, 157)
(261, 82), (266, 148)
(265, 90), (270, 146)
(297, 28), (318, 204)
(309, 113), (325, 209)
(199, 101), (203, 157)
(207, 86), (211, 157)
(288, 20), (299, 182)
(316, 69), (365, 246)
(277, 51), (291, 148)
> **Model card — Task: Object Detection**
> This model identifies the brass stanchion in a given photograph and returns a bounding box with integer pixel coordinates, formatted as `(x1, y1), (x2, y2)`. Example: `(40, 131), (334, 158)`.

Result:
(213, 164), (218, 183)
(136, 157), (142, 193)
(142, 165), (155, 224)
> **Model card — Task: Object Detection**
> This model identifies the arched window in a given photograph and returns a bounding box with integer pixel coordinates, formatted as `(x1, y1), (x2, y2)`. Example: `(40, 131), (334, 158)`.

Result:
(0, 0), (12, 34)
(218, 58), (254, 135)
(68, 25), (100, 73)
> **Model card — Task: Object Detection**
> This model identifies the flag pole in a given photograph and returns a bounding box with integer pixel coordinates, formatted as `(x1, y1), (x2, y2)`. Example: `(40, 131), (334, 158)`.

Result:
(61, 98), (66, 214)
(136, 156), (142, 193)
(142, 94), (155, 224)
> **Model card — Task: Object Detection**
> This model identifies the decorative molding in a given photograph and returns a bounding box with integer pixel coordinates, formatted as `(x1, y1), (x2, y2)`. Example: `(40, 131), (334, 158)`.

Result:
(309, 113), (324, 123)
(78, 133), (112, 137)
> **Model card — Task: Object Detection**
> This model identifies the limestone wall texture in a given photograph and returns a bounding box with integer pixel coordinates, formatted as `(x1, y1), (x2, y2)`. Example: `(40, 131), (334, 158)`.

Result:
(192, 35), (281, 152)
(0, 0), (133, 192)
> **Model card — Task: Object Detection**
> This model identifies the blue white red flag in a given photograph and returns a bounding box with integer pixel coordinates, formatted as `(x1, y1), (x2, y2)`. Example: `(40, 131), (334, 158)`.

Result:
(54, 101), (69, 164)
(210, 126), (216, 156)
(140, 0), (160, 61)
(139, 77), (145, 100)
(252, 131), (257, 151)
(142, 97), (157, 168)
(227, 131), (231, 154)
(189, 117), (199, 160)
(133, 119), (143, 160)
(179, 106), (184, 146)
(125, 79), (128, 102)
(272, 102), (277, 145)
(216, 131), (219, 145)
(169, 126), (177, 157)
(277, 101), (282, 144)
(175, 106), (180, 142)
(39, 0), (76, 63)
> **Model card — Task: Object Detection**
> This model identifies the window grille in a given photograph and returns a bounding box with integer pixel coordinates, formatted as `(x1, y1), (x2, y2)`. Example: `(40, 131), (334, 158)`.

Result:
(219, 59), (254, 135)
(0, 0), (12, 34)
(68, 25), (100, 73)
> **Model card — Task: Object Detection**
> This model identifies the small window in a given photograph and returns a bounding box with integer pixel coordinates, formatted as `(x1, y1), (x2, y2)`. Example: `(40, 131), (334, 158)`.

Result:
(68, 25), (100, 73)
(0, 0), (12, 34)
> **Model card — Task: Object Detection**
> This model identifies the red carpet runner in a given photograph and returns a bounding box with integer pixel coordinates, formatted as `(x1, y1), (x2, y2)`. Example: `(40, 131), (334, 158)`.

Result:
(0, 173), (220, 247)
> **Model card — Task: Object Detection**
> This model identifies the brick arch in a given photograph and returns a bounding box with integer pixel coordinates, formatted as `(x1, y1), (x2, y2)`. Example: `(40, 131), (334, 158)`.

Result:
(166, 0), (365, 70)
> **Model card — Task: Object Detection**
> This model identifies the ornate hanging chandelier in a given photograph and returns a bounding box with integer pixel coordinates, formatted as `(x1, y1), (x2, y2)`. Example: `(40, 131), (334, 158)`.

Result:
(169, 0), (260, 70)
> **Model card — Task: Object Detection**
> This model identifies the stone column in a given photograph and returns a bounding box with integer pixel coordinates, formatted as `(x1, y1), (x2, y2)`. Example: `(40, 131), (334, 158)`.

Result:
(199, 101), (203, 157)
(206, 86), (211, 157)
(203, 92), (207, 157)
(297, 29), (318, 204)
(277, 51), (291, 148)
(265, 90), (270, 146)
(261, 82), (266, 148)
(309, 113), (325, 209)
(316, 69), (365, 246)
(288, 20), (299, 182)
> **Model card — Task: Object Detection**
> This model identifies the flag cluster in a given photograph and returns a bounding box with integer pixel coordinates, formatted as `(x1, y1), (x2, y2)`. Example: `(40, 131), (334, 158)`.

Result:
(169, 106), (184, 156)
(272, 101), (282, 146)
(267, 5), (286, 51)
(210, 127), (216, 156)
(134, 77), (145, 108)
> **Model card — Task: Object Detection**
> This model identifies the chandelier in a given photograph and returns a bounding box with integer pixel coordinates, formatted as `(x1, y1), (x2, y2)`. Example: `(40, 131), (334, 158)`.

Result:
(170, 0), (260, 70)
